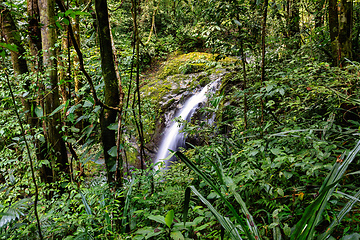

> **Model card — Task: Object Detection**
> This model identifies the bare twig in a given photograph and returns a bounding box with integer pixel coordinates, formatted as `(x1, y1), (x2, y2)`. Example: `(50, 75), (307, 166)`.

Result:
(1, 68), (43, 240)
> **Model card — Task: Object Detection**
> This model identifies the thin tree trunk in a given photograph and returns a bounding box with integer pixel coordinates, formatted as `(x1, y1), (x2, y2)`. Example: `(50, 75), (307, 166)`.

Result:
(329, 0), (340, 65)
(338, 0), (353, 65)
(131, 0), (146, 170)
(39, 0), (69, 182)
(315, 0), (325, 28)
(95, 0), (121, 184)
(240, 40), (248, 130)
(27, 0), (52, 185)
(286, 0), (300, 49)
(260, 0), (268, 125)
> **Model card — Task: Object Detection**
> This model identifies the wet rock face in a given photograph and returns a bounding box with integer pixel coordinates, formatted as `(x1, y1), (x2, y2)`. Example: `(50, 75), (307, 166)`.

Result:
(139, 52), (239, 166)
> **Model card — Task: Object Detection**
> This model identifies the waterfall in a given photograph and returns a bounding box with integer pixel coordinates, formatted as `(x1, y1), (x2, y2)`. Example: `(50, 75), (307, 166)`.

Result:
(154, 79), (221, 170)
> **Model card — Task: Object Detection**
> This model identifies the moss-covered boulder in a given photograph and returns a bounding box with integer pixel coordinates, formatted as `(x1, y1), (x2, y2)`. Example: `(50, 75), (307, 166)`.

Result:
(139, 52), (239, 163)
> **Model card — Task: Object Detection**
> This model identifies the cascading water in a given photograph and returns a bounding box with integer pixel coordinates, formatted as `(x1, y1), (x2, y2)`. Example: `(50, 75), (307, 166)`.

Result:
(154, 78), (221, 170)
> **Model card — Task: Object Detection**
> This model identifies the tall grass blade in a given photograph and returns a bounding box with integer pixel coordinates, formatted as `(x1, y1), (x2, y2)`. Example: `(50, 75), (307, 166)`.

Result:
(79, 191), (93, 216)
(226, 176), (260, 239)
(100, 193), (112, 233)
(318, 189), (360, 240)
(176, 151), (255, 240)
(190, 186), (242, 240)
(122, 177), (136, 232)
(291, 140), (360, 240)
(183, 187), (191, 227)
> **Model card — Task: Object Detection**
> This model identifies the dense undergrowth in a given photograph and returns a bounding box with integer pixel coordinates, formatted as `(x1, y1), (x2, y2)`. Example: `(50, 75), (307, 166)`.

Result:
(1, 0), (360, 237)
(1, 44), (360, 239)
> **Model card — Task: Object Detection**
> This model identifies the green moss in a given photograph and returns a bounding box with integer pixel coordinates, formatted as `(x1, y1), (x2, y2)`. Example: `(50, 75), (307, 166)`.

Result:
(219, 72), (236, 94)
(159, 52), (216, 79)
(140, 51), (240, 146)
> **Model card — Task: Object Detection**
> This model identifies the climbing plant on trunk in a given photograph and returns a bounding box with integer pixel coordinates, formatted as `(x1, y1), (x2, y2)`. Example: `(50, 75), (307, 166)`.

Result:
(39, 0), (69, 184)
(95, 0), (123, 185)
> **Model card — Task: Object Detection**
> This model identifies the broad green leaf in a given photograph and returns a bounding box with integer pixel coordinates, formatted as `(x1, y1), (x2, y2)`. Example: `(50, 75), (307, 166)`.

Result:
(283, 224), (291, 236)
(107, 146), (117, 157)
(34, 106), (43, 118)
(62, 18), (69, 25)
(74, 10), (91, 16)
(148, 215), (166, 225)
(49, 104), (65, 117)
(234, 19), (241, 27)
(165, 210), (174, 228)
(277, 188), (284, 197)
(283, 171), (293, 179)
(107, 123), (118, 130)
(170, 230), (184, 240)
(64, 9), (73, 17)
(83, 100), (93, 108)
(0, 43), (18, 52)
(341, 233), (360, 240)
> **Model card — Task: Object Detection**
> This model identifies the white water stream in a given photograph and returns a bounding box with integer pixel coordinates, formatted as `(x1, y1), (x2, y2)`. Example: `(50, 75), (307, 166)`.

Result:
(154, 79), (221, 170)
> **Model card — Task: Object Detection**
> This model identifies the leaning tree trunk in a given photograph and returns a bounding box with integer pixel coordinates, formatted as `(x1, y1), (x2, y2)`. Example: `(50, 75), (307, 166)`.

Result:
(95, 0), (121, 184)
(0, 7), (29, 75)
(39, 0), (69, 183)
(0, 4), (31, 116)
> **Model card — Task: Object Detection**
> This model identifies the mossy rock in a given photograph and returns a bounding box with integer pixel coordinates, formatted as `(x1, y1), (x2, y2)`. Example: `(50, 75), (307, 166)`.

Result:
(139, 52), (240, 160)
(158, 52), (238, 80)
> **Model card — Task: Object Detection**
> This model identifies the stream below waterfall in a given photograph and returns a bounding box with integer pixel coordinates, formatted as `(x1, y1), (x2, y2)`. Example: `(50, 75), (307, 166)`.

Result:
(154, 78), (222, 170)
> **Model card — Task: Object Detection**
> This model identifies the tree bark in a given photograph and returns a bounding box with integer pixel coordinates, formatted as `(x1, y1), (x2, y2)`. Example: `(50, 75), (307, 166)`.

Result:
(27, 0), (53, 186)
(27, 0), (43, 71)
(0, 7), (29, 75)
(329, 0), (353, 66)
(0, 4), (31, 119)
(338, 0), (353, 64)
(39, 0), (69, 182)
(95, 0), (121, 184)
(260, 0), (268, 125)
(315, 0), (325, 28)
(286, 0), (300, 49)
(329, 0), (339, 65)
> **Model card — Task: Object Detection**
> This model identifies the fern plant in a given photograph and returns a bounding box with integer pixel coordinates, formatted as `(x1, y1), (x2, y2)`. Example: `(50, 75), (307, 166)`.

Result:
(177, 140), (360, 239)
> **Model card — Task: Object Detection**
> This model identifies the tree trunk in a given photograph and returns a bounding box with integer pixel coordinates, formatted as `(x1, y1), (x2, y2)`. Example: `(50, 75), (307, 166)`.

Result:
(329, 0), (353, 66)
(353, 2), (360, 61)
(315, 0), (325, 28)
(27, 0), (43, 71)
(0, 5), (31, 119)
(27, 0), (53, 186)
(338, 0), (353, 64)
(260, 0), (268, 125)
(39, 0), (69, 182)
(329, 0), (339, 65)
(95, 0), (121, 184)
(0, 8), (29, 75)
(286, 0), (300, 49)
